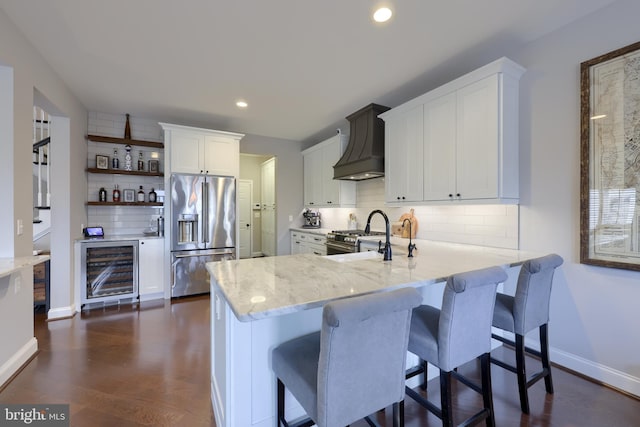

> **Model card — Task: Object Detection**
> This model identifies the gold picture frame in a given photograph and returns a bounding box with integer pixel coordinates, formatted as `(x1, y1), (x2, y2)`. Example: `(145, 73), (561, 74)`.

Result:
(580, 40), (640, 271)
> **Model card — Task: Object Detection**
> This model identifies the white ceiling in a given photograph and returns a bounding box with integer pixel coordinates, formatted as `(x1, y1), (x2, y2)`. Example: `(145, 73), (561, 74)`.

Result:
(0, 0), (616, 144)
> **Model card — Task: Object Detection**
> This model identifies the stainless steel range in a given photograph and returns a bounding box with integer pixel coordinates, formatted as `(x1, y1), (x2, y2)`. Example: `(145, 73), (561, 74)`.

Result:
(326, 229), (386, 255)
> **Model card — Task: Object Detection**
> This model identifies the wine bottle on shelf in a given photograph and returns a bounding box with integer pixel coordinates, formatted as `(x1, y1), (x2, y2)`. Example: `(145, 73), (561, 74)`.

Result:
(148, 188), (157, 203)
(137, 186), (145, 202)
(99, 187), (107, 202)
(113, 184), (121, 202)
(137, 151), (144, 171)
(124, 113), (131, 139)
(124, 145), (132, 171)
(112, 149), (119, 169)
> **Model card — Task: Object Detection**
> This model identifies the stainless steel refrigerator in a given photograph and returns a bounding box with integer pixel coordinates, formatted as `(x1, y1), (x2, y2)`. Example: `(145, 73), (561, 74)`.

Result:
(170, 173), (236, 297)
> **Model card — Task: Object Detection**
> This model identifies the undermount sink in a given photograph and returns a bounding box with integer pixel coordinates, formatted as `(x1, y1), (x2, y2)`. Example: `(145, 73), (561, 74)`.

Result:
(324, 251), (383, 262)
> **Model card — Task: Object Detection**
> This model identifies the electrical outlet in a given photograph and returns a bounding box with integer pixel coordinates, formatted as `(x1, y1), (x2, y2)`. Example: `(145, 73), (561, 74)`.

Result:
(81, 223), (85, 234)
(288, 215), (293, 222)
(14, 276), (21, 294)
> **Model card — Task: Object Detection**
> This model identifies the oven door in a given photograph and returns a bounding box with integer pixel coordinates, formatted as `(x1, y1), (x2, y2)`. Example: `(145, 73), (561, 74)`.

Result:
(325, 240), (356, 255)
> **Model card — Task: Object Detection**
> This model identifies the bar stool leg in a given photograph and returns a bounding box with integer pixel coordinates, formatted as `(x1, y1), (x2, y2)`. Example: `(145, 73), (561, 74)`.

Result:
(277, 379), (285, 426)
(480, 353), (495, 427)
(440, 371), (454, 427)
(515, 334), (530, 414)
(540, 324), (554, 394)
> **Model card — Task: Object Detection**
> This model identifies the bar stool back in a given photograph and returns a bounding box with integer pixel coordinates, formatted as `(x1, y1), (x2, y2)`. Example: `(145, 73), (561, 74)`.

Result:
(491, 254), (564, 414)
(405, 266), (508, 427)
(272, 287), (422, 427)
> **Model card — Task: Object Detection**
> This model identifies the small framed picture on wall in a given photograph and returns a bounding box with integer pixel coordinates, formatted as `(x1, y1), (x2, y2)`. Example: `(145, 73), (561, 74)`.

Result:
(123, 189), (135, 203)
(148, 160), (159, 173)
(96, 155), (109, 170)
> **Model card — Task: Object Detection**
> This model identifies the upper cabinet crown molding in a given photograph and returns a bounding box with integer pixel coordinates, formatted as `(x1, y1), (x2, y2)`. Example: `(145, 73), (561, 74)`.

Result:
(380, 57), (525, 120)
(381, 57), (525, 206)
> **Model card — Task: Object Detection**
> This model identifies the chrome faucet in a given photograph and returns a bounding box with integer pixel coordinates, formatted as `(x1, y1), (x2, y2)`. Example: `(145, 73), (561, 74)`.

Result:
(364, 209), (392, 261)
(402, 218), (416, 258)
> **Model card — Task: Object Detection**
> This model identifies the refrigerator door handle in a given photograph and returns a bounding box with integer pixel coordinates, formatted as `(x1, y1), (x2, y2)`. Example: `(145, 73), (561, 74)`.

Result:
(173, 250), (235, 259)
(201, 181), (207, 244)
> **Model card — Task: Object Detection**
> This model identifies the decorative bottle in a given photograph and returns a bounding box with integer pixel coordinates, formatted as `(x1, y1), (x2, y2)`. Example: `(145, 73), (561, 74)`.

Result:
(99, 187), (107, 202)
(112, 149), (119, 169)
(112, 184), (121, 202)
(137, 151), (144, 171)
(124, 144), (132, 171)
(124, 113), (131, 139)
(148, 188), (157, 203)
(137, 186), (145, 202)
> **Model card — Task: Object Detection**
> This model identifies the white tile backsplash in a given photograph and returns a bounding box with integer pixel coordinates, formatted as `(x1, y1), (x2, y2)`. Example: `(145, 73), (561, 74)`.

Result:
(318, 177), (519, 249)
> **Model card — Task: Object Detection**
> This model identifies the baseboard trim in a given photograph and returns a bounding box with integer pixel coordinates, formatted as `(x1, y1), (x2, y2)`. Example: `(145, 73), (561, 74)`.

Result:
(497, 331), (640, 398)
(47, 305), (75, 321)
(0, 338), (38, 390)
(550, 345), (640, 398)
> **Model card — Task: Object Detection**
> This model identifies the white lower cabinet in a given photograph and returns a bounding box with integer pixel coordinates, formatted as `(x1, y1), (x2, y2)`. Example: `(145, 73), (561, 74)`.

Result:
(138, 238), (165, 299)
(290, 231), (326, 255)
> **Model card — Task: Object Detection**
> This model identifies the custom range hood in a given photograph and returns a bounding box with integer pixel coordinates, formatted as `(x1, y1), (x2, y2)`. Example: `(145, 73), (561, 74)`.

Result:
(333, 103), (390, 181)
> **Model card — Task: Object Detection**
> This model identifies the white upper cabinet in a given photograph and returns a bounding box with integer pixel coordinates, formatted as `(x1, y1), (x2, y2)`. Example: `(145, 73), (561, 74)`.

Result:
(381, 57), (525, 205)
(302, 133), (356, 207)
(160, 123), (244, 177)
(384, 104), (424, 203)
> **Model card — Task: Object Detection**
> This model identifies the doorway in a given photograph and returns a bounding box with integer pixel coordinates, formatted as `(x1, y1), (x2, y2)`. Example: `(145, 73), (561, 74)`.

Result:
(238, 179), (253, 259)
(239, 153), (276, 257)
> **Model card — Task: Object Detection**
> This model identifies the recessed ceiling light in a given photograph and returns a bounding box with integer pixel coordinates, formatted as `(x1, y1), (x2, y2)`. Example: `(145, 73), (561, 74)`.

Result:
(373, 7), (392, 23)
(236, 100), (248, 108)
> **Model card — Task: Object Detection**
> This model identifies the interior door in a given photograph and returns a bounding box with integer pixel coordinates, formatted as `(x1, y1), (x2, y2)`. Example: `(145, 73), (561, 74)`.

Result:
(238, 179), (252, 259)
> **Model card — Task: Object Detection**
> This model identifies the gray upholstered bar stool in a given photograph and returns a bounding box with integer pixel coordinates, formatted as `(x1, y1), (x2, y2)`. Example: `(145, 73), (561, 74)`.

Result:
(271, 287), (422, 427)
(490, 254), (564, 414)
(405, 266), (508, 427)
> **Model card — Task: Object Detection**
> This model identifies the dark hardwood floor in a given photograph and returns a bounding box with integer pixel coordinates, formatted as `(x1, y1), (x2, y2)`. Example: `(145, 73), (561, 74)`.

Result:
(1, 296), (638, 426)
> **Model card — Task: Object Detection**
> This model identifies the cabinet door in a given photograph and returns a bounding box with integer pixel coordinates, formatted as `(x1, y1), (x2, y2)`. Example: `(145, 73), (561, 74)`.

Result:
(303, 148), (323, 206)
(204, 135), (239, 177)
(456, 75), (499, 200)
(290, 231), (302, 254)
(423, 92), (457, 201)
(138, 238), (165, 296)
(171, 131), (204, 174)
(385, 104), (424, 203)
(322, 136), (341, 205)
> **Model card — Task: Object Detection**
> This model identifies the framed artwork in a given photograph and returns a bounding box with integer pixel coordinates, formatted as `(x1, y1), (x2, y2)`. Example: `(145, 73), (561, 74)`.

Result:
(123, 189), (135, 203)
(148, 160), (159, 173)
(580, 40), (640, 271)
(96, 154), (109, 170)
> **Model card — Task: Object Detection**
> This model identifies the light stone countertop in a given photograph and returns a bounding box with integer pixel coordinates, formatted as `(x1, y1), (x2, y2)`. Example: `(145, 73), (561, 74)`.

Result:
(75, 234), (164, 243)
(0, 255), (51, 279)
(289, 227), (333, 236)
(207, 240), (544, 322)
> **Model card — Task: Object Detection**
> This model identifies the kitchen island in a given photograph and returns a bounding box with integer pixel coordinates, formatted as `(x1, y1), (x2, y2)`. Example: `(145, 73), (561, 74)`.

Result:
(207, 241), (544, 427)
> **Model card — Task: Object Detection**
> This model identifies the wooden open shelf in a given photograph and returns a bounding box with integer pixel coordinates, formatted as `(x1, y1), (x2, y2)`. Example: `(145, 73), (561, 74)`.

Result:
(87, 134), (164, 149)
(87, 201), (164, 207)
(86, 168), (163, 177)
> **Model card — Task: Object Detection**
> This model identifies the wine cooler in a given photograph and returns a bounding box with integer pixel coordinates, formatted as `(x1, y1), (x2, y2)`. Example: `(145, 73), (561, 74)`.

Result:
(81, 240), (138, 305)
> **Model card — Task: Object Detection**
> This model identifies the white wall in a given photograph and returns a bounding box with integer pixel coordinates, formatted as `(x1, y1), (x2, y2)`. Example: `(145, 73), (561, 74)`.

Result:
(239, 135), (304, 256)
(510, 0), (640, 396)
(0, 7), (87, 381)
